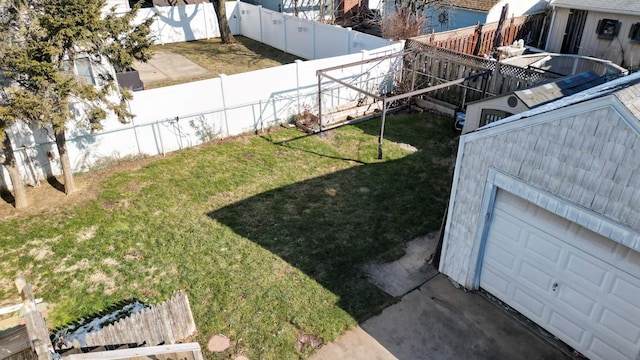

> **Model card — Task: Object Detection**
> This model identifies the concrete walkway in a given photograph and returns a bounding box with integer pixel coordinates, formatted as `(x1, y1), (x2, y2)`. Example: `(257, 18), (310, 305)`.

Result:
(311, 274), (570, 360)
(133, 51), (210, 86)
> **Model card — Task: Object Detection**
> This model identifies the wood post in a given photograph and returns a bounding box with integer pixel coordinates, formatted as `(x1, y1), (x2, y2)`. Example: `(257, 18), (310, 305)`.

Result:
(15, 277), (53, 360)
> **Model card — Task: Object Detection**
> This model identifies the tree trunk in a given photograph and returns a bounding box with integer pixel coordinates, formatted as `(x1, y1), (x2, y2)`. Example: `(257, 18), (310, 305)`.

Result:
(213, 0), (235, 44)
(2, 134), (28, 209)
(54, 126), (76, 194)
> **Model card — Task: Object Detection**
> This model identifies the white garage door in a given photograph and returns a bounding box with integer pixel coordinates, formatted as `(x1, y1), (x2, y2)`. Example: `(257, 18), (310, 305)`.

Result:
(480, 190), (640, 360)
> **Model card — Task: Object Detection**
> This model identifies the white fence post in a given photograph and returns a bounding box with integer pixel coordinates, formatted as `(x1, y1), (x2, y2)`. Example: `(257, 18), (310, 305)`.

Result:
(284, 16), (289, 55)
(295, 59), (302, 111)
(203, 5), (209, 39)
(312, 21), (317, 59)
(258, 5), (263, 43)
(219, 74), (231, 137)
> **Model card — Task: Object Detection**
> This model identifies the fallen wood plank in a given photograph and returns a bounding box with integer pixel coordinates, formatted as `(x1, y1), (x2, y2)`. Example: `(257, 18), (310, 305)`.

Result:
(62, 343), (203, 360)
(0, 300), (43, 317)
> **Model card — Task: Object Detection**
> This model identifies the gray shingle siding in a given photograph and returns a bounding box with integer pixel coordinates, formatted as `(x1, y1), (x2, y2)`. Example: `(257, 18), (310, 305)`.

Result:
(441, 97), (640, 286)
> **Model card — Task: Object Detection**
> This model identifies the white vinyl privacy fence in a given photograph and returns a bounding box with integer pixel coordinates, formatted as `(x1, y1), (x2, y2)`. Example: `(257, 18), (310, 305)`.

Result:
(0, 39), (403, 190)
(136, 1), (391, 60)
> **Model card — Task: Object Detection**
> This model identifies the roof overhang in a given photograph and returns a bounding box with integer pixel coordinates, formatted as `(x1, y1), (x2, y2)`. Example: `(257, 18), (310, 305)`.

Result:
(549, 0), (640, 16)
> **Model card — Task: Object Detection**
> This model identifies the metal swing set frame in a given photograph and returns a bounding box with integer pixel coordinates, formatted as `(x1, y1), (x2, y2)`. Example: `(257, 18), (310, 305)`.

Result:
(315, 49), (491, 159)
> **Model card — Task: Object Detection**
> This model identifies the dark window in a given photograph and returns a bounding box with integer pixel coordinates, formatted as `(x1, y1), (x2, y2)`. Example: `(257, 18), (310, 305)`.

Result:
(480, 109), (513, 127)
(630, 23), (640, 42)
(597, 19), (621, 39)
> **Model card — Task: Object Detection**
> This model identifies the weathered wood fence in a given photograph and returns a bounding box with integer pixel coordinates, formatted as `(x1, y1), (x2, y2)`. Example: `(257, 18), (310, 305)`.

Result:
(403, 42), (557, 108)
(59, 293), (196, 350)
(412, 13), (548, 56)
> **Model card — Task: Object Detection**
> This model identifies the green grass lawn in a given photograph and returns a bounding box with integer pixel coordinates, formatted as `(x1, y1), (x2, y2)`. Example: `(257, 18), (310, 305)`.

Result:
(0, 113), (457, 359)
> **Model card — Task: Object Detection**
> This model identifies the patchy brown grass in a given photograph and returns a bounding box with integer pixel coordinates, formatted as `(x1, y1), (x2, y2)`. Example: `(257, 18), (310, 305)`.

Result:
(144, 36), (303, 88)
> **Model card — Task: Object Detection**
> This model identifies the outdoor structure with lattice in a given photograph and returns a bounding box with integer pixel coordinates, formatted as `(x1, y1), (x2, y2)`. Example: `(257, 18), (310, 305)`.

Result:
(308, 44), (560, 158)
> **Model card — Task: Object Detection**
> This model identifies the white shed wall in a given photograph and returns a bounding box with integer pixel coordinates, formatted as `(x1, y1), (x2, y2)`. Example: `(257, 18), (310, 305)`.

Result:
(462, 95), (529, 134)
(441, 93), (640, 287)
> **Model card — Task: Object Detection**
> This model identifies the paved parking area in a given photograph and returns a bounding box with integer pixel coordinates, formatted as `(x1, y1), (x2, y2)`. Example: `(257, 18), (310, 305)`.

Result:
(311, 274), (571, 360)
(311, 232), (571, 360)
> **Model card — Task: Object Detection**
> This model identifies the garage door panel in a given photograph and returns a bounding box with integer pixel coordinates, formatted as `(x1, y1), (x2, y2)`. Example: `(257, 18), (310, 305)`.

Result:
(600, 308), (640, 344)
(590, 336), (630, 360)
(512, 287), (547, 320)
(556, 284), (596, 317)
(490, 212), (524, 245)
(565, 252), (608, 287)
(483, 240), (517, 272)
(524, 231), (563, 263)
(615, 245), (640, 275)
(610, 276), (640, 308)
(518, 260), (555, 292)
(479, 265), (512, 299)
(548, 311), (586, 344)
(480, 190), (640, 360)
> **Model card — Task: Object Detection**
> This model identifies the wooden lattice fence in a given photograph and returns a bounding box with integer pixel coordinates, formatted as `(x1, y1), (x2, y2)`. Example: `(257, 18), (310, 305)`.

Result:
(403, 42), (557, 107)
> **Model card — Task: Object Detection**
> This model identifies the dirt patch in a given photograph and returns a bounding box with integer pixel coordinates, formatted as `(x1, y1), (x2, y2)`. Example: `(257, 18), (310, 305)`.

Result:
(29, 245), (54, 261)
(102, 258), (119, 267)
(76, 226), (98, 242)
(101, 199), (131, 210)
(295, 331), (323, 352)
(397, 143), (418, 152)
(88, 270), (117, 295)
(0, 155), (158, 221)
(60, 259), (91, 273)
(123, 180), (144, 193)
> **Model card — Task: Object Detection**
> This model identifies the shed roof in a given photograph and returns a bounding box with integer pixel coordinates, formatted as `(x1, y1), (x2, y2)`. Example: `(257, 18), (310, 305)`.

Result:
(449, 0), (500, 12)
(479, 71), (640, 132)
(549, 0), (640, 16)
(515, 71), (605, 108)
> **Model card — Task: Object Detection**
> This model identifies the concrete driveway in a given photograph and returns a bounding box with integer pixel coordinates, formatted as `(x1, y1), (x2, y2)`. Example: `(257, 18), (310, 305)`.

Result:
(311, 235), (571, 360)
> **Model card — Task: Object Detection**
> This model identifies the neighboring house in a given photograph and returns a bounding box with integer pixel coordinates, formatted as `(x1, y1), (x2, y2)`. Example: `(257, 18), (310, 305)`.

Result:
(439, 71), (640, 360)
(545, 0), (640, 71)
(240, 0), (335, 20)
(462, 71), (604, 133)
(440, 0), (547, 32)
(381, 0), (548, 33)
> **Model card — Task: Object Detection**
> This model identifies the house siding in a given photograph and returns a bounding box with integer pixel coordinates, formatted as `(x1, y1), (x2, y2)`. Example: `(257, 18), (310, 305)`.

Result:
(547, 7), (640, 69)
(441, 96), (640, 286)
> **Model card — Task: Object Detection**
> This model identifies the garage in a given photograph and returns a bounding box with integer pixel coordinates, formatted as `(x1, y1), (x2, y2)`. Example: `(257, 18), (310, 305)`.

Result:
(480, 190), (640, 360)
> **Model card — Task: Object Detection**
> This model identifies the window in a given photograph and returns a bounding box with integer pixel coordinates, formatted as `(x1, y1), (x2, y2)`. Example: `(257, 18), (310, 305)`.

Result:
(62, 58), (96, 85)
(630, 23), (640, 42)
(596, 19), (621, 39)
(75, 58), (95, 85)
(480, 109), (513, 127)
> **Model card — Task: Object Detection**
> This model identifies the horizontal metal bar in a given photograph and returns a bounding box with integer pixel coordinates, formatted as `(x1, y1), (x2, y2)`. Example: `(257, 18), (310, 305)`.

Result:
(316, 50), (411, 75)
(385, 70), (491, 103)
(320, 72), (382, 101)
